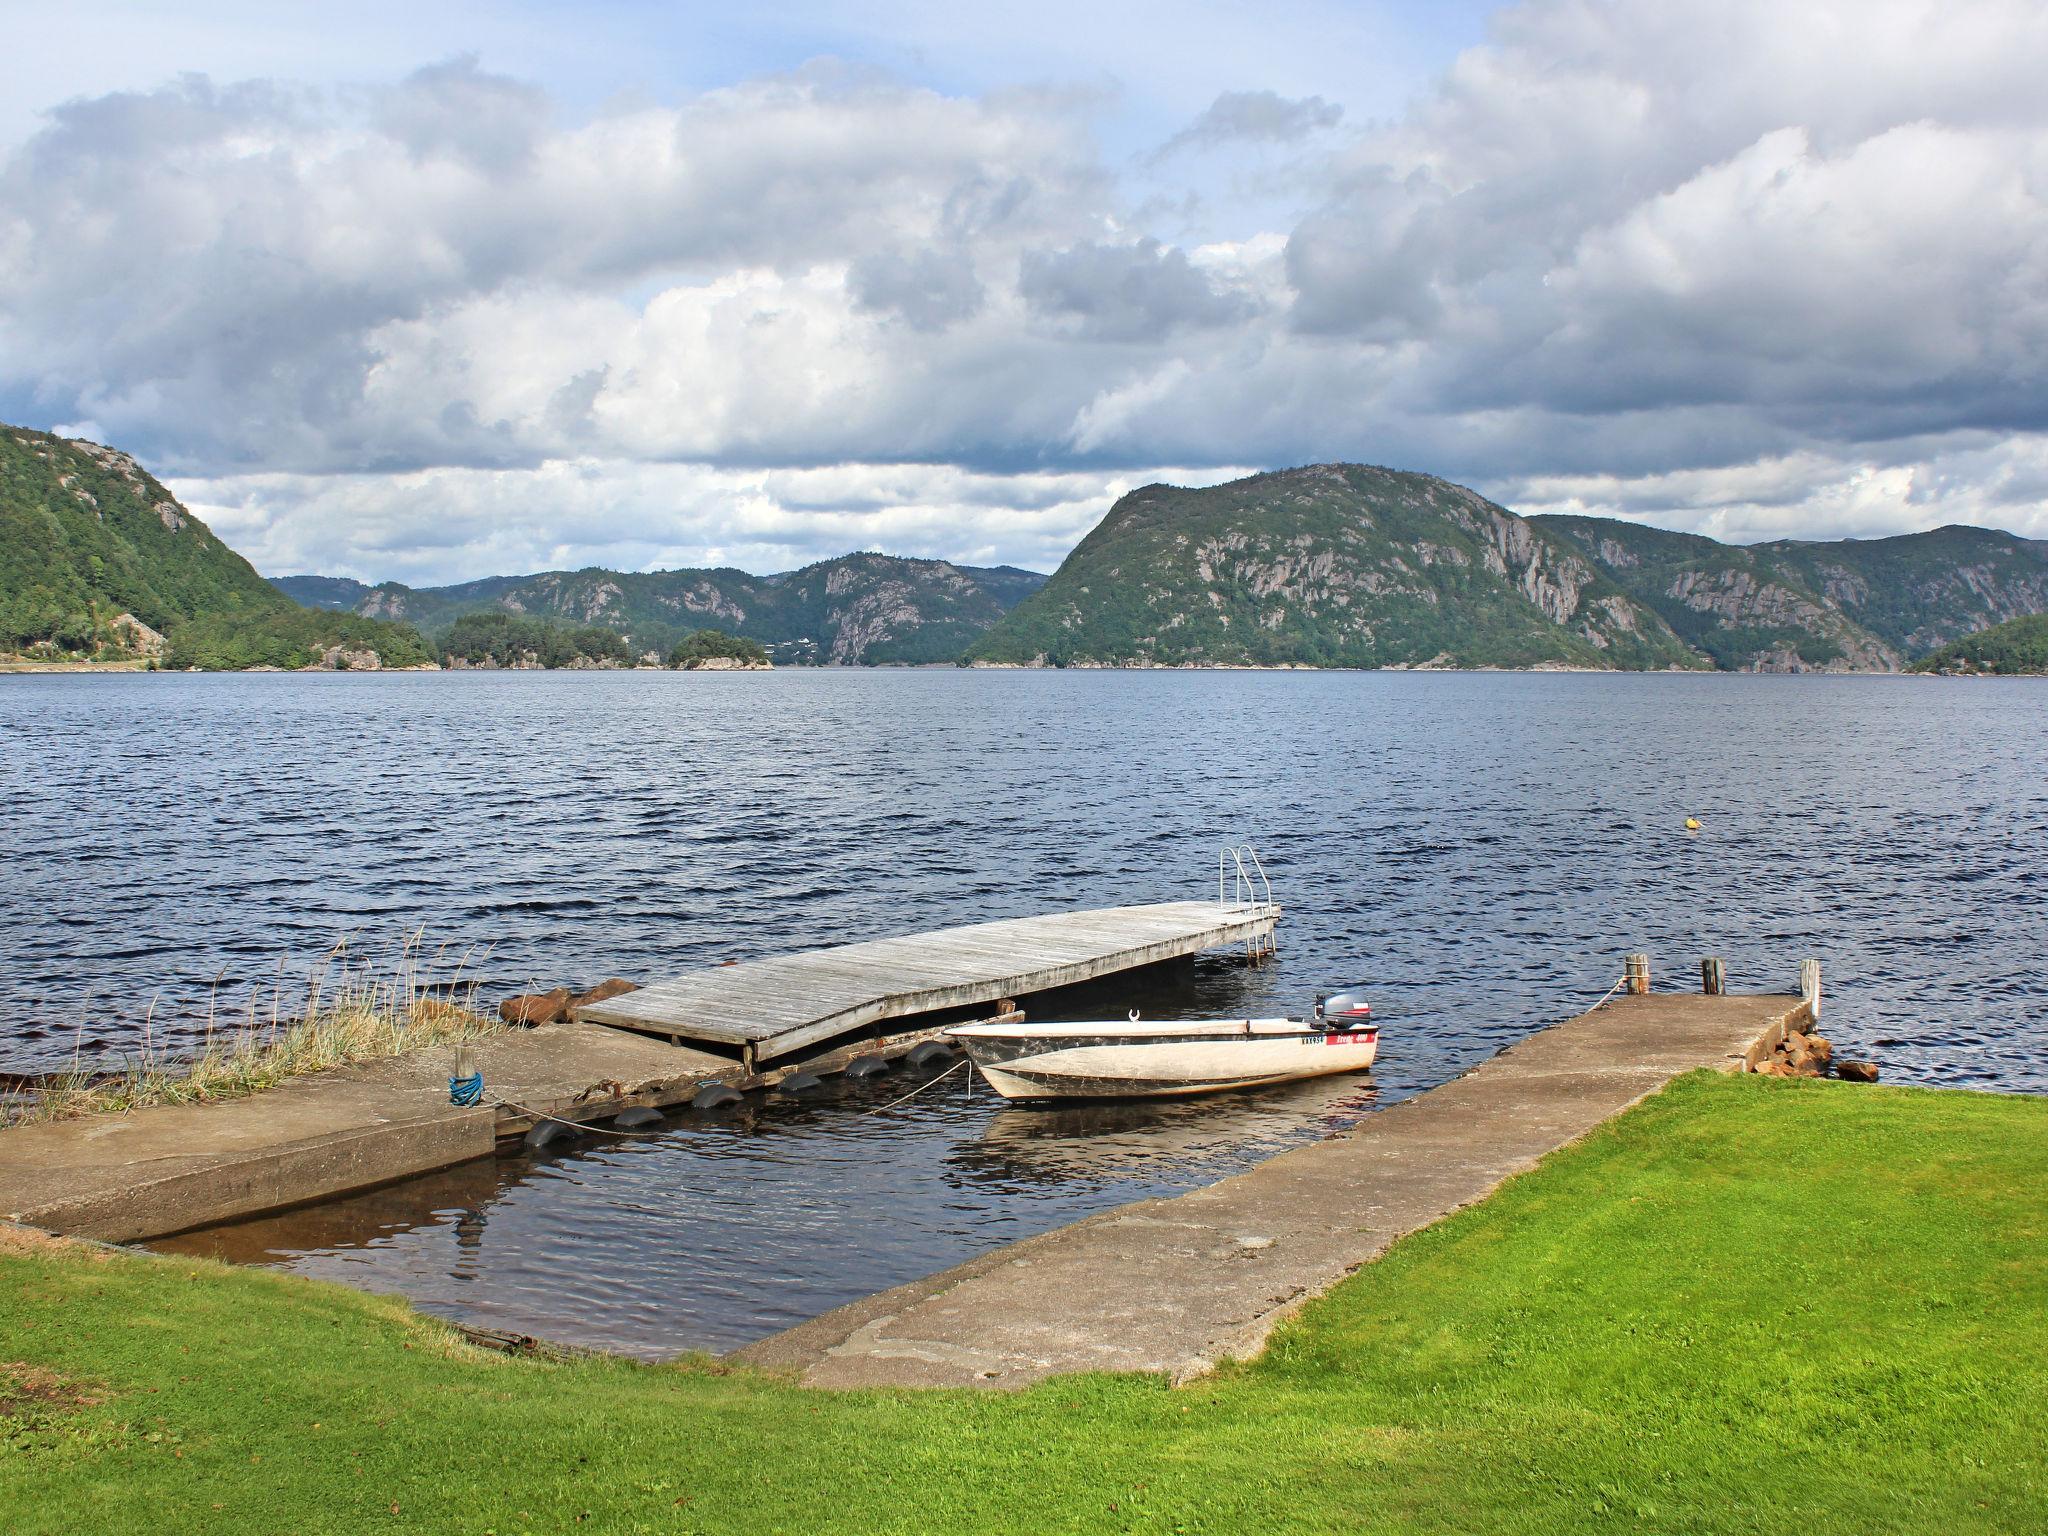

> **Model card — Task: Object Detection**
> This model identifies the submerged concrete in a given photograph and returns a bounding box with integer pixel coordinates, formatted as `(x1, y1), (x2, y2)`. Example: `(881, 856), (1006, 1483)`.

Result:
(0, 1023), (728, 1242)
(734, 991), (1807, 1389)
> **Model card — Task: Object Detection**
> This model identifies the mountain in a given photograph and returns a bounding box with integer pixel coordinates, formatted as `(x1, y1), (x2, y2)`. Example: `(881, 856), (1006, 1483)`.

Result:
(1909, 614), (2048, 675)
(273, 554), (1049, 665)
(1, 425), (432, 669)
(1535, 517), (2048, 671)
(967, 465), (1705, 670)
(967, 464), (2048, 672)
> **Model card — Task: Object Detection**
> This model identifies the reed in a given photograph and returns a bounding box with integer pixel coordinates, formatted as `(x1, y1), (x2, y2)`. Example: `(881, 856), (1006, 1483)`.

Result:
(7, 931), (501, 1126)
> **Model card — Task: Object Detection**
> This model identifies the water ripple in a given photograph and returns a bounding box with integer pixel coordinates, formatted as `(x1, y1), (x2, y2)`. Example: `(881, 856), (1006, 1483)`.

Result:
(5, 668), (2043, 1355)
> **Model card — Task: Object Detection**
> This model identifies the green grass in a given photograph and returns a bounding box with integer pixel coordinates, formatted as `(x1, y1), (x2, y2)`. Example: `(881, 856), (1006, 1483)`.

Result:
(3, 1073), (2044, 1534)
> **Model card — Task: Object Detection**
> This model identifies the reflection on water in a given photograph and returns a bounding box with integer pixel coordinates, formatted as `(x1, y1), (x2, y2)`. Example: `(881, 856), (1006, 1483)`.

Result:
(956, 1074), (1376, 1188)
(9, 668), (2042, 1355)
(154, 1034), (1382, 1357)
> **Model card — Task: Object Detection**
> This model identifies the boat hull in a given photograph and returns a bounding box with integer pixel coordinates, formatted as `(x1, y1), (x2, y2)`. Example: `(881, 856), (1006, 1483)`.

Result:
(949, 1021), (1378, 1102)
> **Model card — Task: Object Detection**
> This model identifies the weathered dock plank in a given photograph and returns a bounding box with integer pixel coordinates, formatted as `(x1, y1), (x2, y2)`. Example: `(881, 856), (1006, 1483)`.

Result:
(577, 901), (1281, 1063)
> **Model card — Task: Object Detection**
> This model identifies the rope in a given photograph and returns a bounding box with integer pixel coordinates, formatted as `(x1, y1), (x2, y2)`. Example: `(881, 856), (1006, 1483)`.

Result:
(497, 1057), (971, 1137)
(493, 1096), (671, 1138)
(858, 1058), (968, 1116)
(1585, 976), (1629, 1012)
(448, 1071), (484, 1107)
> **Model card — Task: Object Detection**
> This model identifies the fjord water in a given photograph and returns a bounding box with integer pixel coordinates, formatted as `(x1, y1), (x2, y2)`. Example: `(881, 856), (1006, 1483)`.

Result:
(4, 669), (2043, 1355)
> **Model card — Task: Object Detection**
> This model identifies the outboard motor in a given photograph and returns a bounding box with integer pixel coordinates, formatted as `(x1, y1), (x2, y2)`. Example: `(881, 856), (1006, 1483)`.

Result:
(1313, 990), (1372, 1032)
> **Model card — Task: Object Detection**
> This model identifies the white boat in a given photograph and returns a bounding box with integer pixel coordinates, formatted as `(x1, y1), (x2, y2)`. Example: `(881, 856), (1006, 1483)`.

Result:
(948, 993), (1377, 1102)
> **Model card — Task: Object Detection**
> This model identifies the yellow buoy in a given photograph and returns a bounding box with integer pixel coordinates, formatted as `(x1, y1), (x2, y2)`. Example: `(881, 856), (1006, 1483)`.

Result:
(1685, 816), (1702, 832)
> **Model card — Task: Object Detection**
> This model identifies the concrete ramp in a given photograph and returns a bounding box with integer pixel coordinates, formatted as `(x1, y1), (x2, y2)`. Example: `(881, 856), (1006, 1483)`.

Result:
(732, 990), (1807, 1389)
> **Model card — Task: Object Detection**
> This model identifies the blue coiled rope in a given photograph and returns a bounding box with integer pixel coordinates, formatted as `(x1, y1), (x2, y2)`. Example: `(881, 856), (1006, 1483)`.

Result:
(448, 1071), (485, 1107)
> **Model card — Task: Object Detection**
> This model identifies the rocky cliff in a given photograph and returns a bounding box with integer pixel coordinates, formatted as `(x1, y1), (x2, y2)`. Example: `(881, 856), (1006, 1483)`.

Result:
(1536, 517), (2048, 671)
(967, 465), (1703, 670)
(964, 465), (2048, 671)
(275, 553), (1046, 665)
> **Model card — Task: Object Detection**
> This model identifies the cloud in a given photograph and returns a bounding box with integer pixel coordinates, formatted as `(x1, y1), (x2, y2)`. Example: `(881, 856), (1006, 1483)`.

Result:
(1019, 238), (1256, 341)
(1150, 89), (1343, 161)
(179, 459), (1258, 584)
(1492, 436), (2048, 545)
(4, 1), (2048, 582)
(847, 245), (987, 332)
(0, 59), (1115, 475)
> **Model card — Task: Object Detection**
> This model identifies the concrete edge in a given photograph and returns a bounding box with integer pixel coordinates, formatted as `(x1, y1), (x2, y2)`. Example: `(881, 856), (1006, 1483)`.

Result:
(729, 1190), (1188, 1374)
(737, 993), (1810, 1387)
(1171, 996), (1811, 1383)
(8, 1107), (498, 1243)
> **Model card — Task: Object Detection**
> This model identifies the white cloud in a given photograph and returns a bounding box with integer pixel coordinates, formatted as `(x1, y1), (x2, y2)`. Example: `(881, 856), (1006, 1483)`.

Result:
(4, 0), (2047, 583)
(1493, 436), (2048, 545)
(177, 459), (1258, 584)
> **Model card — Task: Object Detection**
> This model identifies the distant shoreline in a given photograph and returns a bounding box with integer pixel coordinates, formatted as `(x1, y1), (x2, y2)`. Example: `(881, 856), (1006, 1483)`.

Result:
(6, 659), (2026, 678)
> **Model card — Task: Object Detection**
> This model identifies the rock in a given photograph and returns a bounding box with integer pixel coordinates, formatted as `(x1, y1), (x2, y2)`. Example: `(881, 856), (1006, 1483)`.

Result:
(498, 988), (572, 1026)
(571, 978), (639, 1010)
(1782, 1051), (1825, 1077)
(1806, 1035), (1834, 1064)
(1752, 1061), (1789, 1077)
(1835, 1060), (1881, 1083)
(679, 654), (771, 671)
(109, 613), (165, 657)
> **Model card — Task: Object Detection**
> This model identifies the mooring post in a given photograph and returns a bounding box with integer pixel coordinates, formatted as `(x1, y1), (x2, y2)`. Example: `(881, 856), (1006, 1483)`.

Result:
(449, 1043), (481, 1107)
(1800, 958), (1822, 1024)
(1625, 953), (1651, 995)
(1700, 956), (1726, 995)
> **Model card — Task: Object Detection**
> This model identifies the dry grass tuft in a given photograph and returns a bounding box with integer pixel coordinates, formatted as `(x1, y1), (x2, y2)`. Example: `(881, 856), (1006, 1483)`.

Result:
(5, 931), (503, 1127)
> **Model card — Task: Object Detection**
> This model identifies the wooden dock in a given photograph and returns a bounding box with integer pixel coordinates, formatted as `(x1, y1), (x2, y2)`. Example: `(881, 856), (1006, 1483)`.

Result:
(575, 900), (1282, 1067)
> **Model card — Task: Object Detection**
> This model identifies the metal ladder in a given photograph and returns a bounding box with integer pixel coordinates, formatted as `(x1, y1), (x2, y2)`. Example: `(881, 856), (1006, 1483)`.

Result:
(1218, 842), (1277, 965)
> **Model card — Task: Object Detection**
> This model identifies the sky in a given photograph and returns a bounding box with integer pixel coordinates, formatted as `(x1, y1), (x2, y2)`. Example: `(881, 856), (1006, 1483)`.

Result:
(2, 0), (2045, 584)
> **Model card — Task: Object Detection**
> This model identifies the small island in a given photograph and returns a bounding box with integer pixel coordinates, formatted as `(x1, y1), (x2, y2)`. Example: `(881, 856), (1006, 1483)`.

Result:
(668, 627), (771, 670)
(1910, 614), (2048, 675)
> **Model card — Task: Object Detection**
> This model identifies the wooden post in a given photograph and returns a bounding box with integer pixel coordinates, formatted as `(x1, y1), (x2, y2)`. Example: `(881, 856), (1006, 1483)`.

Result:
(453, 1044), (476, 1082)
(1800, 958), (1822, 1023)
(1624, 953), (1651, 995)
(1700, 957), (1726, 995)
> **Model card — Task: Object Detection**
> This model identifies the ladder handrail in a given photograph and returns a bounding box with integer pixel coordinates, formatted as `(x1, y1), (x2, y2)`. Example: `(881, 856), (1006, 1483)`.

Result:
(1218, 841), (1273, 910)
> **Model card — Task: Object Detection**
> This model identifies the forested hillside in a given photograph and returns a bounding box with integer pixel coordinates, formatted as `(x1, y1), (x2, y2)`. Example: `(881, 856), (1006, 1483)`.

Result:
(2, 425), (431, 669)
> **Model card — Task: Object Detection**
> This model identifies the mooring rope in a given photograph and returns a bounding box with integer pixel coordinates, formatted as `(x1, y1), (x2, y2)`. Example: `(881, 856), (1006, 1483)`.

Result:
(857, 1058), (968, 1117)
(492, 1096), (670, 1138)
(447, 1071), (484, 1107)
(1585, 976), (1629, 1012)
(493, 1057), (973, 1138)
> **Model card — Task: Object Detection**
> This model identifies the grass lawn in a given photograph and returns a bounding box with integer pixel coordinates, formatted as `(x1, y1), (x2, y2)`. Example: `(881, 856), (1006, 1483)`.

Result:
(3, 1072), (2044, 1535)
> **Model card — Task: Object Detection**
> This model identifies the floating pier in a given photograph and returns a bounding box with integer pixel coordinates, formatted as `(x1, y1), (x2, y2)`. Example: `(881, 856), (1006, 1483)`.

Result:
(576, 900), (1283, 1067)
(0, 895), (1280, 1241)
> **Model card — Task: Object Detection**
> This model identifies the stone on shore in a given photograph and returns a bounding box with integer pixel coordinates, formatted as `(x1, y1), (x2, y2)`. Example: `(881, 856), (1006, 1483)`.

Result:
(571, 978), (639, 1010)
(499, 988), (573, 1026)
(1835, 1060), (1881, 1083)
(1754, 1027), (1838, 1078)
